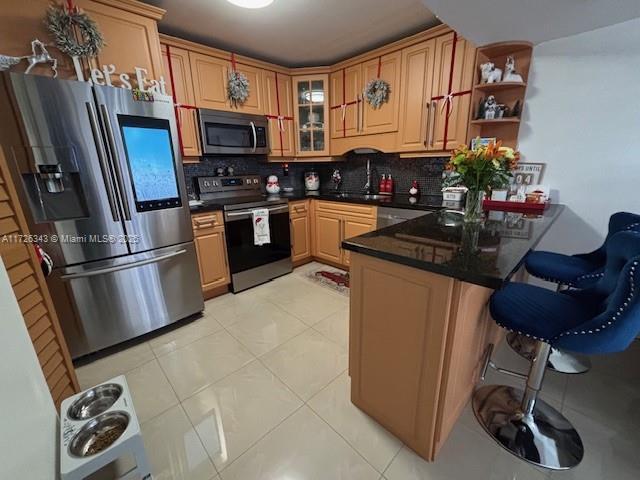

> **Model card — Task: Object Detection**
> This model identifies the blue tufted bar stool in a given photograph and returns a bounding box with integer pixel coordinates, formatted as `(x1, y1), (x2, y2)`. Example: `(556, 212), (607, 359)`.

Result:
(473, 230), (640, 470)
(508, 211), (640, 374)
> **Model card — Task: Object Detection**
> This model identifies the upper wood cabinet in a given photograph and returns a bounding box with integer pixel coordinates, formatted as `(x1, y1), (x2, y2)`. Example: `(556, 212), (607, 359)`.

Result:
(330, 65), (361, 138)
(77, 0), (164, 87)
(190, 53), (231, 111)
(397, 39), (437, 152)
(429, 34), (476, 151)
(292, 75), (330, 156)
(397, 34), (475, 153)
(263, 71), (296, 157)
(361, 51), (402, 135)
(190, 52), (264, 115)
(161, 44), (200, 159)
(331, 52), (401, 139)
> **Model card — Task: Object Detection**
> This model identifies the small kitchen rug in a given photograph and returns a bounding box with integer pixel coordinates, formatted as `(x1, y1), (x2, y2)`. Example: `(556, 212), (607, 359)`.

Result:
(305, 268), (350, 296)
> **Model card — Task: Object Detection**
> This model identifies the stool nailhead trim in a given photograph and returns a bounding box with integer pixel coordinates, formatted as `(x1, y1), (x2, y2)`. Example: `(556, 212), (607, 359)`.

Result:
(557, 261), (638, 338)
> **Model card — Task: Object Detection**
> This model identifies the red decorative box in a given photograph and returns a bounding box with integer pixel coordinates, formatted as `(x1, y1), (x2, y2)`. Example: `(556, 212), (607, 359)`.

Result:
(482, 200), (550, 213)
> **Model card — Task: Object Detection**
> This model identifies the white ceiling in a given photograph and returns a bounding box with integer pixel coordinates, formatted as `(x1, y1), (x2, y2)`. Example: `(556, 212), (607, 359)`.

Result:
(421, 0), (640, 45)
(142, 0), (440, 67)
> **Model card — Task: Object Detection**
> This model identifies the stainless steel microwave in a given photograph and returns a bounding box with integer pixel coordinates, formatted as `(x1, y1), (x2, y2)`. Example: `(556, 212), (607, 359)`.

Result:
(198, 109), (269, 155)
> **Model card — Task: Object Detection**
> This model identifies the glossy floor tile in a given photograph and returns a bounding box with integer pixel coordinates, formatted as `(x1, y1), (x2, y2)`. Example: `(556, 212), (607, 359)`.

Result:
(225, 303), (307, 356)
(308, 372), (402, 472)
(149, 314), (224, 357)
(76, 341), (155, 389)
(312, 306), (349, 348)
(74, 266), (640, 480)
(261, 328), (348, 400)
(182, 360), (303, 471)
(124, 359), (179, 424)
(140, 404), (217, 480)
(220, 406), (380, 480)
(157, 330), (254, 400)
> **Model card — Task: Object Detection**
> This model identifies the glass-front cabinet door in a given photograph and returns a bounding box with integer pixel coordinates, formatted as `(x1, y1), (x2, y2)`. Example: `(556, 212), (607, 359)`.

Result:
(292, 75), (330, 156)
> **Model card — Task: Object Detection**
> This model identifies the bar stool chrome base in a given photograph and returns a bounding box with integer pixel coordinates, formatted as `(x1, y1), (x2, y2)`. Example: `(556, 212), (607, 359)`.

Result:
(506, 332), (591, 374)
(473, 385), (583, 470)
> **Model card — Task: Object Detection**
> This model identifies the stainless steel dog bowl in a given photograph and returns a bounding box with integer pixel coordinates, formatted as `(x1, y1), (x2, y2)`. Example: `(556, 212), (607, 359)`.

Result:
(67, 383), (123, 420)
(68, 411), (130, 457)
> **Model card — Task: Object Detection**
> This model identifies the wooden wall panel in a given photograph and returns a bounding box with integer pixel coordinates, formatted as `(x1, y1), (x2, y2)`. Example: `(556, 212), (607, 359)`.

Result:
(0, 149), (79, 408)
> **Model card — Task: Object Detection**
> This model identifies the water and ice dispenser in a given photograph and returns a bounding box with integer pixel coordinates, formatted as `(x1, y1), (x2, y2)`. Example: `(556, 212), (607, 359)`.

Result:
(16, 145), (89, 222)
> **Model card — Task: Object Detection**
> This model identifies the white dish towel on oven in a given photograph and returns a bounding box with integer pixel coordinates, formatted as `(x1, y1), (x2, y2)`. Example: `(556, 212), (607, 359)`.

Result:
(252, 208), (271, 245)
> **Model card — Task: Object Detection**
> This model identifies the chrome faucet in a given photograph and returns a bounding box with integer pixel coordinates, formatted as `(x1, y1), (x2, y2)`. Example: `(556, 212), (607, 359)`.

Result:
(363, 159), (374, 194)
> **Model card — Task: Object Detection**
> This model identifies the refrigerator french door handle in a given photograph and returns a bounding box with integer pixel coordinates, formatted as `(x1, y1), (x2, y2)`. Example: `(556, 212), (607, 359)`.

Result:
(99, 104), (132, 221)
(86, 102), (120, 222)
(250, 121), (257, 152)
(60, 249), (187, 280)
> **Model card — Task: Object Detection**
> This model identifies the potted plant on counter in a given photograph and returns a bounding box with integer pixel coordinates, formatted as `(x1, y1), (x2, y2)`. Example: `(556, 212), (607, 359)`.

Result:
(444, 139), (520, 222)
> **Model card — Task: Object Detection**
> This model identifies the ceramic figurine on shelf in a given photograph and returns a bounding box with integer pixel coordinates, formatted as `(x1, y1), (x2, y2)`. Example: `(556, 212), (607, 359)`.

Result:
(480, 62), (502, 83)
(484, 95), (498, 119)
(331, 169), (342, 191)
(266, 175), (280, 194)
(503, 56), (524, 83)
(409, 180), (419, 196)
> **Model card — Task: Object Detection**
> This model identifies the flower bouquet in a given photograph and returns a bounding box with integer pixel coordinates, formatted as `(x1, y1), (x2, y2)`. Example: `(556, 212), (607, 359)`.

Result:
(443, 139), (520, 222)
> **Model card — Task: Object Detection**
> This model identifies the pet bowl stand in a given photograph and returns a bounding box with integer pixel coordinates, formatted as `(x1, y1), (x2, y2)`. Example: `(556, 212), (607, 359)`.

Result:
(59, 375), (151, 480)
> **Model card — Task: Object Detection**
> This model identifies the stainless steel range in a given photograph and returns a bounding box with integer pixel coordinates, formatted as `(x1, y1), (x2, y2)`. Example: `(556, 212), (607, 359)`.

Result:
(196, 175), (292, 292)
(0, 72), (203, 359)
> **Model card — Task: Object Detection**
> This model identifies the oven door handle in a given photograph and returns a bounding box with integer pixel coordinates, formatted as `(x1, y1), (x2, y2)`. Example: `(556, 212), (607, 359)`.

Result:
(225, 204), (289, 221)
(250, 121), (257, 153)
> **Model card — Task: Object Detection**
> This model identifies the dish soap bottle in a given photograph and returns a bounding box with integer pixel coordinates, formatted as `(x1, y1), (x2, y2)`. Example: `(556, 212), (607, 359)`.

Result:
(386, 174), (394, 194)
(379, 174), (386, 194)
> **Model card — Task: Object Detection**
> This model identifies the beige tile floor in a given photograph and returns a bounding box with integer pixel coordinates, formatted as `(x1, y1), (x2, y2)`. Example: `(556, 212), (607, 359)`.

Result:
(76, 262), (640, 480)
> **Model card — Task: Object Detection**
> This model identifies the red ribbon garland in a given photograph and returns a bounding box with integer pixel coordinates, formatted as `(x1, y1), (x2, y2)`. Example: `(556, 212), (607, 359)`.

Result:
(376, 56), (382, 78)
(330, 68), (361, 137)
(165, 44), (198, 156)
(265, 71), (294, 156)
(430, 32), (472, 149)
(230, 52), (237, 72)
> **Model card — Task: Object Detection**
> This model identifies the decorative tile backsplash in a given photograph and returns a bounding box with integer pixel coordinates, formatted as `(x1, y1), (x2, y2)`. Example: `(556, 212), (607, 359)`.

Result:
(182, 153), (448, 198)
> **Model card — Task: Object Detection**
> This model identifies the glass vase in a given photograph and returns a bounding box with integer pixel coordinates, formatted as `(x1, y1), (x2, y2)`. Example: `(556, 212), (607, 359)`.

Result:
(464, 188), (484, 223)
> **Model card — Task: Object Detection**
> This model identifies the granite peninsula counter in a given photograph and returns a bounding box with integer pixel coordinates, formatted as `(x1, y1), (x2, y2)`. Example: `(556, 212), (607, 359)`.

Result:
(342, 205), (563, 462)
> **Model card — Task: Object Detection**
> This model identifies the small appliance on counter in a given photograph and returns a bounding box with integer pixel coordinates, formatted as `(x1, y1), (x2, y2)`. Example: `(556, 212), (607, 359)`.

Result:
(305, 171), (320, 191)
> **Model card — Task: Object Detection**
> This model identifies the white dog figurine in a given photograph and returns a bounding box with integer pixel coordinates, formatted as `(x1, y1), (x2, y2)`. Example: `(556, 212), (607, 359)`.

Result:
(503, 56), (523, 83)
(480, 62), (502, 83)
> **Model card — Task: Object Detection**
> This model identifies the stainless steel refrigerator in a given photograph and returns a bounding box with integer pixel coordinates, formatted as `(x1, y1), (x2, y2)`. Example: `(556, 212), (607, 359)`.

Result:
(0, 72), (204, 359)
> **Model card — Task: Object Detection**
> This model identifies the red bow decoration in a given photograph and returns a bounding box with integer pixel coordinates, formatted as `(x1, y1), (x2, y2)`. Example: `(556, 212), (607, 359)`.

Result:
(164, 45), (198, 156)
(265, 71), (294, 156)
(430, 32), (472, 149)
(330, 68), (361, 137)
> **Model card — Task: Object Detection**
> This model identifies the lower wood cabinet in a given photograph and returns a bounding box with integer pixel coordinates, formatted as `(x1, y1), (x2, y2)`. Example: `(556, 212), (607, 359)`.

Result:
(192, 211), (230, 295)
(289, 200), (312, 263)
(313, 201), (377, 268)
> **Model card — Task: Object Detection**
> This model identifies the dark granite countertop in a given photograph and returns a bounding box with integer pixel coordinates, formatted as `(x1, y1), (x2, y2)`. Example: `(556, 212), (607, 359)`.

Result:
(342, 205), (565, 289)
(189, 190), (448, 214)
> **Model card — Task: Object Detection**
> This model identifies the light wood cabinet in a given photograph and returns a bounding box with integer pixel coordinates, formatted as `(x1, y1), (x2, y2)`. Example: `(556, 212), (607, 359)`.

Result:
(429, 34), (476, 151)
(361, 51), (402, 135)
(192, 212), (230, 295)
(190, 52), (229, 111)
(313, 201), (377, 267)
(190, 53), (264, 115)
(77, 0), (164, 87)
(292, 75), (330, 156)
(330, 65), (361, 138)
(264, 71), (296, 157)
(397, 39), (437, 152)
(397, 34), (475, 153)
(331, 52), (401, 139)
(349, 253), (501, 461)
(289, 200), (311, 263)
(161, 44), (200, 160)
